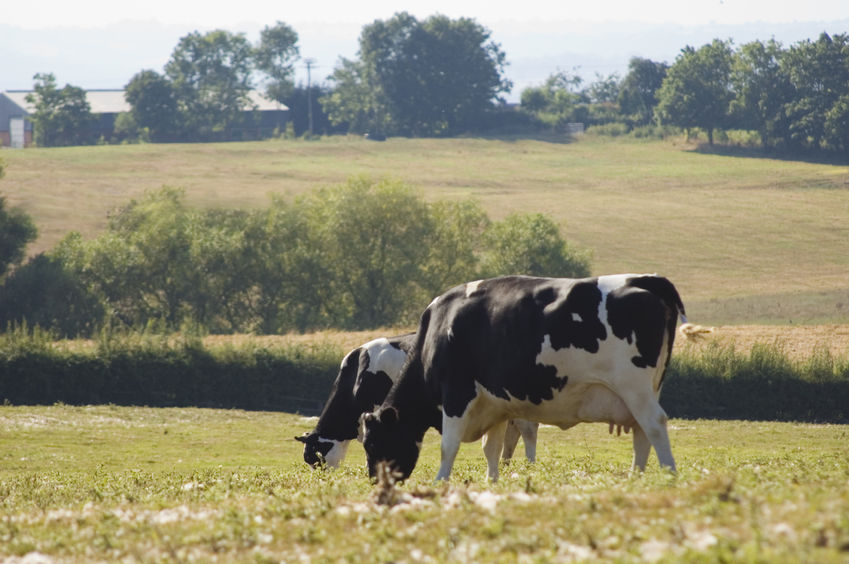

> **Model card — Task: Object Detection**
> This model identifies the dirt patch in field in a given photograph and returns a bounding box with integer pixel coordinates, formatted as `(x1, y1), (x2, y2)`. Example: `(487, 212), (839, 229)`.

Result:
(679, 324), (849, 359)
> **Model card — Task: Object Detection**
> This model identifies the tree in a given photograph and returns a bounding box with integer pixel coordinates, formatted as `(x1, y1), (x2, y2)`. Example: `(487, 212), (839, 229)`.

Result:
(618, 57), (668, 126)
(254, 21), (300, 104)
(781, 33), (849, 151)
(0, 195), (38, 281)
(731, 39), (793, 149)
(326, 13), (510, 136)
(519, 70), (586, 130)
(656, 40), (735, 145)
(323, 58), (392, 134)
(164, 30), (254, 139)
(478, 213), (590, 279)
(301, 176), (434, 327)
(25, 73), (93, 147)
(124, 70), (180, 142)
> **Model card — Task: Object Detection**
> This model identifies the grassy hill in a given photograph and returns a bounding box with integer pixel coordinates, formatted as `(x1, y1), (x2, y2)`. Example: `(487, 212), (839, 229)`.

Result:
(2, 134), (847, 325)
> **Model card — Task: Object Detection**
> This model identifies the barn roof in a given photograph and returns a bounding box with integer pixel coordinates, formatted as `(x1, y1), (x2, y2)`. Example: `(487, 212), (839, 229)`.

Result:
(0, 89), (287, 115)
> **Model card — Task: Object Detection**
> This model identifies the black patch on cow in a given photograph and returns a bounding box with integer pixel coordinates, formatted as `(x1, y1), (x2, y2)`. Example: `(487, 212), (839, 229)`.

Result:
(542, 279), (607, 353)
(428, 277), (612, 415)
(312, 348), (363, 442)
(606, 280), (667, 369)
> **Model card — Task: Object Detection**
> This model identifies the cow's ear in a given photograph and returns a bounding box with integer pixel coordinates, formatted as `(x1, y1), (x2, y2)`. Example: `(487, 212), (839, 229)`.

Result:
(378, 406), (399, 425)
(295, 433), (311, 444)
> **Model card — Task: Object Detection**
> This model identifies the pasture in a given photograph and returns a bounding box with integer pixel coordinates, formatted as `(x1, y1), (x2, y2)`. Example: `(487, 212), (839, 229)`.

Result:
(1, 134), (848, 325)
(1, 404), (847, 562)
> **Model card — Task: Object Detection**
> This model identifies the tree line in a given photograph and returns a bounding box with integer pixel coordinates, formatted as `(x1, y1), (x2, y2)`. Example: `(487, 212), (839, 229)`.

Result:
(22, 12), (849, 154)
(0, 175), (590, 337)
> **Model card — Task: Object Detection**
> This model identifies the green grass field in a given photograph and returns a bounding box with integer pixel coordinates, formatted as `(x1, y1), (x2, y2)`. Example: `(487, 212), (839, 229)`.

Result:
(2, 134), (848, 325)
(1, 405), (847, 562)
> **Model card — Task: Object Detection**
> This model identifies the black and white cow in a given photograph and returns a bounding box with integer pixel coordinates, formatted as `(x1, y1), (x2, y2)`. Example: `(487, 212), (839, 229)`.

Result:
(361, 274), (689, 482)
(296, 333), (538, 468)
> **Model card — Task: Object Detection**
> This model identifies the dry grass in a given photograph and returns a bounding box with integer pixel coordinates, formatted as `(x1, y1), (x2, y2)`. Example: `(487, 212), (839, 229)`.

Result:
(2, 135), (848, 324)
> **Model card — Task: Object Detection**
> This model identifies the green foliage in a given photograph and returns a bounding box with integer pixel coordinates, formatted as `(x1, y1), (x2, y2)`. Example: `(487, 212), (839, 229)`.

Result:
(164, 30), (255, 139)
(478, 213), (591, 279)
(255, 21), (300, 103)
(0, 195), (38, 280)
(25, 73), (94, 147)
(665, 341), (849, 422)
(0, 253), (103, 337)
(123, 70), (179, 142)
(618, 57), (668, 126)
(325, 13), (510, 136)
(656, 39), (735, 145)
(33, 180), (589, 335)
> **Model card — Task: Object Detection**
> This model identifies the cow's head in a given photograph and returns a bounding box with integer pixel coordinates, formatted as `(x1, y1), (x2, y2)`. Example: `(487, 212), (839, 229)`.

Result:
(361, 407), (421, 480)
(295, 432), (339, 468)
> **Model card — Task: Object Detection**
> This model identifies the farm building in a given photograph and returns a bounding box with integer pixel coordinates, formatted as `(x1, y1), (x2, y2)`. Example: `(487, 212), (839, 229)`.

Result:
(0, 89), (289, 147)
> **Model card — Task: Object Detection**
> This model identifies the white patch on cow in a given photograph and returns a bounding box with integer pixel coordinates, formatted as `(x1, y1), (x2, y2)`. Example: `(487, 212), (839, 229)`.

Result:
(319, 438), (350, 468)
(465, 279), (483, 297)
(361, 337), (408, 384)
(571, 312), (582, 322)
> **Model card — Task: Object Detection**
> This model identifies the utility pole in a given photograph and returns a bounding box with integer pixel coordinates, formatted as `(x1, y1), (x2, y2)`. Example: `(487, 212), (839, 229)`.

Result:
(304, 58), (316, 137)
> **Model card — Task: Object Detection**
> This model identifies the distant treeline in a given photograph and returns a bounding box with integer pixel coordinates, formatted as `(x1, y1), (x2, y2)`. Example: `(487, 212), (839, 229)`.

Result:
(2, 328), (847, 423)
(0, 177), (590, 337)
(23, 12), (849, 154)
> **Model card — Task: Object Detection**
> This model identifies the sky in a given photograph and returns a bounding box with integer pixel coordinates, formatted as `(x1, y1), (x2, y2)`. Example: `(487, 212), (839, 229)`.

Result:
(2, 0), (849, 101)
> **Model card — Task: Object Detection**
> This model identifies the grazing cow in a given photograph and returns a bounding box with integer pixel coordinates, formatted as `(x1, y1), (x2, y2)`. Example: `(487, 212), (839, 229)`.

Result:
(361, 274), (689, 482)
(296, 333), (538, 468)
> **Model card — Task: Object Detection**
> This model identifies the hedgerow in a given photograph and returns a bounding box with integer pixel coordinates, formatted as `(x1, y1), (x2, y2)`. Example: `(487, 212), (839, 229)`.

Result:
(1, 329), (847, 422)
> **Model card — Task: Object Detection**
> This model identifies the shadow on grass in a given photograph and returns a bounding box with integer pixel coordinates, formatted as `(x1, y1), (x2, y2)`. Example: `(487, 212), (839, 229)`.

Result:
(689, 142), (849, 168)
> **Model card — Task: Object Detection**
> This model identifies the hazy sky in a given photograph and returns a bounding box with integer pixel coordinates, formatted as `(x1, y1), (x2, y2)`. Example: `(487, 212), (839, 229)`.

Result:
(6, 0), (849, 28)
(3, 0), (848, 101)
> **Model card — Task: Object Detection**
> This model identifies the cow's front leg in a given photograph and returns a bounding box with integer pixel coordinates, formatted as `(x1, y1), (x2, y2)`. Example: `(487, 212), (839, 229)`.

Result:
(482, 420), (508, 482)
(436, 415), (465, 481)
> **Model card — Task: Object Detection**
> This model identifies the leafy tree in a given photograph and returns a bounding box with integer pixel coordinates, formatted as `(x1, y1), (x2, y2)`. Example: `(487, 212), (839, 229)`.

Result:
(25, 73), (94, 147)
(301, 176), (434, 327)
(323, 58), (392, 134)
(254, 21), (300, 104)
(731, 39), (793, 149)
(124, 70), (180, 142)
(618, 57), (668, 126)
(326, 13), (510, 136)
(656, 39), (735, 145)
(164, 30), (254, 138)
(420, 199), (489, 296)
(0, 253), (103, 337)
(519, 70), (586, 130)
(0, 195), (38, 281)
(781, 33), (849, 150)
(478, 213), (590, 279)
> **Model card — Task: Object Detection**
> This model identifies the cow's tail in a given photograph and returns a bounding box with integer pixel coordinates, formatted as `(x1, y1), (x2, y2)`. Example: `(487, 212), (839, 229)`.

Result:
(679, 322), (715, 342)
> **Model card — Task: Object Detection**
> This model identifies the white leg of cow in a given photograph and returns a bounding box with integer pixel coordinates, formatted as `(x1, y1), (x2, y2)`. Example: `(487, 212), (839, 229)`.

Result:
(517, 420), (538, 463)
(622, 392), (676, 472)
(436, 415), (465, 482)
(631, 424), (652, 471)
(482, 420), (508, 482)
(500, 420), (521, 462)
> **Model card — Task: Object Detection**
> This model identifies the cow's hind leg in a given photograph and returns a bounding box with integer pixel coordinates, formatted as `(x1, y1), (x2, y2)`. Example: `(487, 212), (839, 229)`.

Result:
(436, 415), (465, 482)
(517, 420), (538, 463)
(482, 420), (508, 482)
(621, 391), (676, 472)
(499, 420), (521, 462)
(631, 424), (652, 471)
